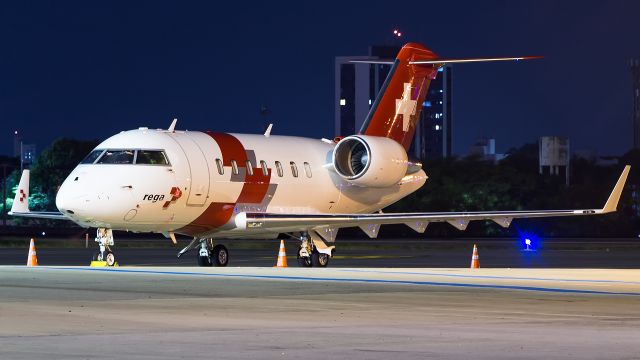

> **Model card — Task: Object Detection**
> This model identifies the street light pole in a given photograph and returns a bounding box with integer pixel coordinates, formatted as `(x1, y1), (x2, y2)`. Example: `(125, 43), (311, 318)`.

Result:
(20, 141), (23, 173)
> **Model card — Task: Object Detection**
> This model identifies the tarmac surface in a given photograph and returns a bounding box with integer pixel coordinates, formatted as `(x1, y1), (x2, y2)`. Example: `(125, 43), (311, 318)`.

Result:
(2, 238), (640, 268)
(1, 266), (639, 359)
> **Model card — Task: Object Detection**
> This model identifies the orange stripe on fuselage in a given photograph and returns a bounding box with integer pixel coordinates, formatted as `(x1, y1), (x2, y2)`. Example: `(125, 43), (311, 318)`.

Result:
(177, 132), (272, 237)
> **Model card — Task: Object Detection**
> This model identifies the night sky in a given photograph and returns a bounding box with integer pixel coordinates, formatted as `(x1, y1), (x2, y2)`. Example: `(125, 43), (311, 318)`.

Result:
(1, 1), (638, 157)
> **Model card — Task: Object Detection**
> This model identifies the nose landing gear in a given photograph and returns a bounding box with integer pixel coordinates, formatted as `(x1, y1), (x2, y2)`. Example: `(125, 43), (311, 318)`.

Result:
(92, 228), (117, 266)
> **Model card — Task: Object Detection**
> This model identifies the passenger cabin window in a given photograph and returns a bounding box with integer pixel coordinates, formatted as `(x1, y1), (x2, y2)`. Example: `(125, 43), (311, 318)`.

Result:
(260, 160), (268, 176)
(231, 160), (239, 175)
(97, 150), (134, 164)
(81, 150), (104, 164)
(290, 161), (298, 178)
(215, 159), (224, 175)
(304, 162), (312, 178)
(275, 161), (283, 177)
(245, 160), (254, 176)
(136, 150), (169, 165)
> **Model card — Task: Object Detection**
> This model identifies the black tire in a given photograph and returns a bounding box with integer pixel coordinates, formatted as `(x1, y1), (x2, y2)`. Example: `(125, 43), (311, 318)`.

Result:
(297, 253), (312, 267)
(92, 251), (101, 261)
(197, 253), (212, 267)
(104, 251), (116, 266)
(311, 252), (330, 267)
(212, 244), (229, 267)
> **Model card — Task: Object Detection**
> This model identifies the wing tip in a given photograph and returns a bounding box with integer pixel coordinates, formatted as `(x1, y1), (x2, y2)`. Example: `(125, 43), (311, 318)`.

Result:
(601, 165), (631, 213)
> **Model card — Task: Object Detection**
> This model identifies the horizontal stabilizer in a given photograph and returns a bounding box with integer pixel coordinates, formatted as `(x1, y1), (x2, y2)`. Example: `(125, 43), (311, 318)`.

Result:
(409, 56), (542, 65)
(349, 60), (395, 65)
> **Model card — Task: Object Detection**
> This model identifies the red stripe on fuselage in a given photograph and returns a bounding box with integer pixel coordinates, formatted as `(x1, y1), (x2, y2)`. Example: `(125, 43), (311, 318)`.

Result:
(177, 132), (272, 236)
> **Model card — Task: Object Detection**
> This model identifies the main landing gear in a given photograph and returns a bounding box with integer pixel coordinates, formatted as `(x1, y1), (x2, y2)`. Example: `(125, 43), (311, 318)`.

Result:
(177, 238), (230, 267)
(196, 239), (229, 267)
(296, 231), (334, 268)
(92, 228), (117, 266)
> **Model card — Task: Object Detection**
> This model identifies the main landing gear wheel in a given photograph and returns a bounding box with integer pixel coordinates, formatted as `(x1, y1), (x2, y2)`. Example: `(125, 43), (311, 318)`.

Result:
(297, 251), (312, 267)
(212, 244), (229, 267)
(196, 240), (228, 267)
(197, 252), (212, 267)
(311, 251), (330, 267)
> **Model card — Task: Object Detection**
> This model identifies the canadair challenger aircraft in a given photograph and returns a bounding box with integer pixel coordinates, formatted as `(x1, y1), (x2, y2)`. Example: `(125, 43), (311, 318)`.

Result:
(10, 43), (631, 267)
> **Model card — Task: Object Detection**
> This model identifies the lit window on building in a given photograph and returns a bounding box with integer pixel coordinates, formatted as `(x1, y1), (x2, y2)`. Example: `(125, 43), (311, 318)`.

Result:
(340, 99), (346, 106)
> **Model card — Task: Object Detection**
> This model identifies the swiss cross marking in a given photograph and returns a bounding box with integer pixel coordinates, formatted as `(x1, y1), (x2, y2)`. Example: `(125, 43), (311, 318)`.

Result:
(395, 82), (417, 132)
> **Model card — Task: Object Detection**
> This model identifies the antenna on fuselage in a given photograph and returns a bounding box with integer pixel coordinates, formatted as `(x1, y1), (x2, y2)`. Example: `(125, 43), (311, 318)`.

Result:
(264, 123), (273, 137)
(168, 118), (178, 133)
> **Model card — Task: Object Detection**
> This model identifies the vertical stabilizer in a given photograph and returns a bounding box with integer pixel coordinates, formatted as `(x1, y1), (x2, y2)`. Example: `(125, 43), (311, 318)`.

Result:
(11, 170), (30, 213)
(360, 43), (440, 150)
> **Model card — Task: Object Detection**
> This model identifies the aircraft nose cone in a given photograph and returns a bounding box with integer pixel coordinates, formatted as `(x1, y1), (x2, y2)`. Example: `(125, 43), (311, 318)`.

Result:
(56, 176), (86, 216)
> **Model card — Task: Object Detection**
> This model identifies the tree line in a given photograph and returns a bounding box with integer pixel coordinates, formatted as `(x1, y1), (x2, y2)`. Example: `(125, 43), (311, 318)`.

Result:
(2, 138), (639, 236)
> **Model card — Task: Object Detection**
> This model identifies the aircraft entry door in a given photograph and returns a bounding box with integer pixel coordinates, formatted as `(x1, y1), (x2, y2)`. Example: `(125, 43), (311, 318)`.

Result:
(172, 134), (210, 206)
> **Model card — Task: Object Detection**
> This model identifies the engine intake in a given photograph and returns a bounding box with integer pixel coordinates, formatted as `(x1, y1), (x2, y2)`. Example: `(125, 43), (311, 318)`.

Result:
(332, 135), (408, 187)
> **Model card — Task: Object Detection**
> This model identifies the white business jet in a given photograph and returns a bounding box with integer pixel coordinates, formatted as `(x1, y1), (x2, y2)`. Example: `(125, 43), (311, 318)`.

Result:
(10, 43), (631, 267)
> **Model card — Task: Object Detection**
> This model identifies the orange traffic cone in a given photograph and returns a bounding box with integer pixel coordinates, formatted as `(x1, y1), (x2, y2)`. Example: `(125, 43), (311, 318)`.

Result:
(27, 238), (38, 267)
(470, 244), (480, 269)
(274, 240), (288, 268)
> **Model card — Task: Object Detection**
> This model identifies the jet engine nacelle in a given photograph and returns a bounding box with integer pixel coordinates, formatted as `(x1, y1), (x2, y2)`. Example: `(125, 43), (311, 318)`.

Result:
(332, 135), (408, 188)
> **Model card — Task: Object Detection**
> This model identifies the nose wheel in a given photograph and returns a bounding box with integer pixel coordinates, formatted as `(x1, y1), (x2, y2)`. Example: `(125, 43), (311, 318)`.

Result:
(92, 228), (117, 266)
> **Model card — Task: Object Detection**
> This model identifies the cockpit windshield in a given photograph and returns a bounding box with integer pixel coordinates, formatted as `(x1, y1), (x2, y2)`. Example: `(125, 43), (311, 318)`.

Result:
(136, 150), (169, 165)
(81, 150), (105, 164)
(81, 149), (171, 165)
(97, 150), (135, 164)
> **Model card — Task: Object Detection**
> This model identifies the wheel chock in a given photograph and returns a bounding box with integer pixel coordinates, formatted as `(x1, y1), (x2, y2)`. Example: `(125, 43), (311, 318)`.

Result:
(89, 261), (119, 267)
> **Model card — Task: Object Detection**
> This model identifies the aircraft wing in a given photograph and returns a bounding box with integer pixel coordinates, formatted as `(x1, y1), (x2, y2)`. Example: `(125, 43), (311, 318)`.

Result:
(235, 166), (630, 240)
(8, 169), (69, 221)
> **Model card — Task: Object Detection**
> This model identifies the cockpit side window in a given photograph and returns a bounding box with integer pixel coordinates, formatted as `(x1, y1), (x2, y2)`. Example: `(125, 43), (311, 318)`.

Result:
(96, 150), (135, 164)
(81, 149), (105, 164)
(136, 150), (170, 165)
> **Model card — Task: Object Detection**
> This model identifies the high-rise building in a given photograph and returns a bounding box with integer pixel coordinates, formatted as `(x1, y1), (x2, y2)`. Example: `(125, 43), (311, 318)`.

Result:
(21, 143), (36, 168)
(631, 59), (640, 149)
(335, 45), (452, 161)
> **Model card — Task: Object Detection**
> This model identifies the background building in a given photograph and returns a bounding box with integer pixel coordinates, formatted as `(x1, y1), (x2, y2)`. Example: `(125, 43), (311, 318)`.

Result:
(468, 138), (506, 163)
(335, 45), (452, 161)
(539, 136), (570, 185)
(631, 59), (640, 149)
(21, 143), (36, 169)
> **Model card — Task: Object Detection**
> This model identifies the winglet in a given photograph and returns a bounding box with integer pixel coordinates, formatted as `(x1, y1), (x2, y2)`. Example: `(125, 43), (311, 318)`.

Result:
(10, 170), (30, 214)
(601, 165), (631, 213)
